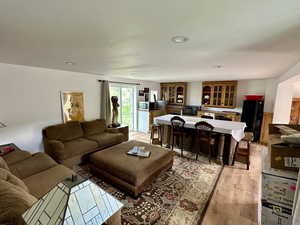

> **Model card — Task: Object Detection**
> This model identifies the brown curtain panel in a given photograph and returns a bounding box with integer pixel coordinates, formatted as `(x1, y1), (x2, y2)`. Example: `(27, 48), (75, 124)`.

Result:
(100, 81), (112, 125)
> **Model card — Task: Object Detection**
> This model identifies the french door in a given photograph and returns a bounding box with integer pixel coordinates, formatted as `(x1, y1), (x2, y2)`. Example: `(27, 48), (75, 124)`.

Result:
(110, 84), (136, 130)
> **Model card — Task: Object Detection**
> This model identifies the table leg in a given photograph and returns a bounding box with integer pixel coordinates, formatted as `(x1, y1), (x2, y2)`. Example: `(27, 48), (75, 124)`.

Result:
(229, 137), (237, 165)
(217, 134), (225, 165)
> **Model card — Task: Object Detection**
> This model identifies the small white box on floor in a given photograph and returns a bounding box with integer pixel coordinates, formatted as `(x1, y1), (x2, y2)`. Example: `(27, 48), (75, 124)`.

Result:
(261, 147), (298, 208)
(262, 173), (297, 208)
(261, 200), (293, 225)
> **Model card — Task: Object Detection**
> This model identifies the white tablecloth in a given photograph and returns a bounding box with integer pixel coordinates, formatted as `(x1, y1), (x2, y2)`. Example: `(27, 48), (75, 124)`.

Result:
(154, 114), (247, 142)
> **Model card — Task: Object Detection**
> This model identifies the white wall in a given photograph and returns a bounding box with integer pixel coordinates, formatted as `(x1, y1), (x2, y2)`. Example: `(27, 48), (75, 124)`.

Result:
(185, 78), (276, 112)
(0, 63), (159, 152)
(186, 82), (202, 106)
(293, 82), (300, 98)
(273, 61), (300, 124)
(273, 81), (294, 123)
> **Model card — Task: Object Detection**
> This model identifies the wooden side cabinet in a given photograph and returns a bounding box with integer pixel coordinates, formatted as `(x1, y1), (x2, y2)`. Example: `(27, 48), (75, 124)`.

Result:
(202, 81), (237, 108)
(160, 82), (187, 106)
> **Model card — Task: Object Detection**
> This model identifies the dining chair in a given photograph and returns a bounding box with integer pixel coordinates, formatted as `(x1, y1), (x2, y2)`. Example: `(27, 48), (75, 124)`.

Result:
(201, 115), (214, 119)
(170, 116), (186, 157)
(231, 132), (253, 170)
(194, 121), (216, 162)
(150, 124), (162, 146)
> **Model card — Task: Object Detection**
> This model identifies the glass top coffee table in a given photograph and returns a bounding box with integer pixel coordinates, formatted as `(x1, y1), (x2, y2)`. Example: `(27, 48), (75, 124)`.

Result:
(22, 175), (123, 225)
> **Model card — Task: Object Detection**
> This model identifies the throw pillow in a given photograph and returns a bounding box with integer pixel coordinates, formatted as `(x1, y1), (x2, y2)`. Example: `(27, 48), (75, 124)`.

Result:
(0, 179), (37, 225)
(81, 119), (106, 136)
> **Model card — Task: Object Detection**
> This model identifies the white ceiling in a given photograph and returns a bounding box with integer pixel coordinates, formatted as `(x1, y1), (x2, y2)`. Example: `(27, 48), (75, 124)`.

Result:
(1, 0), (300, 82)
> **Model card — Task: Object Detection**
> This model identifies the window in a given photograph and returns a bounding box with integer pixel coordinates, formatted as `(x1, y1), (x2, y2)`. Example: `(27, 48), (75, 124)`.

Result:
(110, 84), (136, 130)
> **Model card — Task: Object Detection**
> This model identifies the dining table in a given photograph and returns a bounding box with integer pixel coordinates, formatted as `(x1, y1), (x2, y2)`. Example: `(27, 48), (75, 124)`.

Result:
(154, 114), (247, 165)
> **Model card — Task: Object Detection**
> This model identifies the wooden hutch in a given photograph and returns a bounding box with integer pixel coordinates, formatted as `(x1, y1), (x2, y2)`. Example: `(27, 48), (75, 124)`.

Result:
(198, 80), (240, 121)
(160, 82), (187, 114)
(202, 80), (237, 108)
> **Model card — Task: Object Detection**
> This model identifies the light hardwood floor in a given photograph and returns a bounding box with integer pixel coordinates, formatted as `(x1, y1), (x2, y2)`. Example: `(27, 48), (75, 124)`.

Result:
(130, 132), (262, 225)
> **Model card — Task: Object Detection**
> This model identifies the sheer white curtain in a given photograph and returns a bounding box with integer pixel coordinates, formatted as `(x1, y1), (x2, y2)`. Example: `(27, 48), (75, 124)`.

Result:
(100, 81), (111, 125)
(293, 172), (300, 225)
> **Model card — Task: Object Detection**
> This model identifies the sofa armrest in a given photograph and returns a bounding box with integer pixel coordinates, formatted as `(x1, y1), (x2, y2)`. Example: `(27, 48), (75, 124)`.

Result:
(48, 140), (65, 160)
(106, 125), (129, 142)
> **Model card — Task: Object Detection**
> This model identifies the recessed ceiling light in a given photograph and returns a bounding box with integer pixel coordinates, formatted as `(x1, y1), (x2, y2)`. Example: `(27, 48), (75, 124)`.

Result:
(64, 61), (76, 65)
(171, 36), (189, 43)
(213, 65), (223, 69)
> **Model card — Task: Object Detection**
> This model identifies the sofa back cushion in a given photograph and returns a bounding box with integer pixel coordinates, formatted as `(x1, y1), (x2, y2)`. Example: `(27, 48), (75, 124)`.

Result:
(0, 168), (28, 192)
(44, 121), (83, 141)
(0, 156), (9, 170)
(81, 119), (106, 136)
(0, 180), (37, 225)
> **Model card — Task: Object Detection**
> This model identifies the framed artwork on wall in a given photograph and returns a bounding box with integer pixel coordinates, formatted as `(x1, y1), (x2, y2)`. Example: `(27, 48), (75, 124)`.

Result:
(60, 91), (85, 123)
(138, 90), (144, 96)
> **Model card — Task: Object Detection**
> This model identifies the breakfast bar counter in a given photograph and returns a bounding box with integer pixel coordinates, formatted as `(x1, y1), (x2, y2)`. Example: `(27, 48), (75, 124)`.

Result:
(154, 114), (247, 165)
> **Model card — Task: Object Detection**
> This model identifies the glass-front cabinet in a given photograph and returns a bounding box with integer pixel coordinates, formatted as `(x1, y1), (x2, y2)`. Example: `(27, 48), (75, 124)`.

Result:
(202, 81), (237, 108)
(160, 82), (187, 106)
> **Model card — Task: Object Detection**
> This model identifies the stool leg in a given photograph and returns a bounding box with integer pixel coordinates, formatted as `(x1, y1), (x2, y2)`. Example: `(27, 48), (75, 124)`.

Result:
(171, 134), (174, 150)
(208, 145), (212, 163)
(150, 129), (153, 144)
(181, 134), (183, 157)
(231, 142), (239, 166)
(159, 127), (162, 147)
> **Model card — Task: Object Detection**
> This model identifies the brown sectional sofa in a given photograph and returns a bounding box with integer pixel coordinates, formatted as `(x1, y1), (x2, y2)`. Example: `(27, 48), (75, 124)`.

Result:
(43, 119), (128, 167)
(0, 149), (74, 225)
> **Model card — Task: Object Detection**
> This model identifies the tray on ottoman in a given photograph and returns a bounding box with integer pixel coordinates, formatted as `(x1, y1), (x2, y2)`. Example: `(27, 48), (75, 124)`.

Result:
(89, 140), (174, 197)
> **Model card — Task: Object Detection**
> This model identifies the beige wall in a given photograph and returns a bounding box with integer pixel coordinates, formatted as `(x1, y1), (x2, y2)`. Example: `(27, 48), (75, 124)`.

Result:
(0, 63), (158, 152)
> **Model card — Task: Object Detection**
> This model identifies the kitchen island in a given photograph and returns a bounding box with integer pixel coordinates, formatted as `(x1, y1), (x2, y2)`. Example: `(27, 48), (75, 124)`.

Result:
(154, 114), (247, 165)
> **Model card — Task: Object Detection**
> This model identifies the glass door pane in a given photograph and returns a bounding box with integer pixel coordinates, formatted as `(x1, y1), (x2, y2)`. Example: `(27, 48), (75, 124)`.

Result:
(121, 87), (134, 130)
(110, 85), (135, 130)
(110, 86), (121, 122)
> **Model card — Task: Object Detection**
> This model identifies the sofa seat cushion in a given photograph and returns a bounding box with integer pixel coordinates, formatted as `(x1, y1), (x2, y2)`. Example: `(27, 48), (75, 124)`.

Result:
(44, 121), (84, 141)
(2, 150), (32, 166)
(9, 153), (57, 179)
(89, 141), (174, 186)
(61, 138), (98, 160)
(81, 119), (106, 136)
(0, 180), (37, 225)
(0, 168), (28, 192)
(23, 165), (74, 199)
(0, 156), (9, 170)
(87, 132), (124, 149)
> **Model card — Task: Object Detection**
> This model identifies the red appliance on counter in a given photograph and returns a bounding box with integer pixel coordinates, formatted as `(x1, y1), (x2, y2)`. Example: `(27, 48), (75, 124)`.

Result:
(245, 95), (264, 101)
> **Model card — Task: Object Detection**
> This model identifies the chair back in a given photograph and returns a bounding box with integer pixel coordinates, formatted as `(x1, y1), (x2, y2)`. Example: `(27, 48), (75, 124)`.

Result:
(201, 115), (214, 119)
(195, 121), (214, 139)
(215, 115), (232, 121)
(171, 116), (185, 132)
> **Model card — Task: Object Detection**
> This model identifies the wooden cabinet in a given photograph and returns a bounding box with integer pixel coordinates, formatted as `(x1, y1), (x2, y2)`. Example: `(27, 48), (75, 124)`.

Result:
(160, 82), (187, 105)
(202, 81), (237, 108)
(197, 110), (241, 122)
(290, 98), (300, 125)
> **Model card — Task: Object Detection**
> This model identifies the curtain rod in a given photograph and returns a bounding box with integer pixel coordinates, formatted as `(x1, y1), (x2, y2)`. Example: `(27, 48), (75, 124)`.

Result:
(98, 80), (141, 86)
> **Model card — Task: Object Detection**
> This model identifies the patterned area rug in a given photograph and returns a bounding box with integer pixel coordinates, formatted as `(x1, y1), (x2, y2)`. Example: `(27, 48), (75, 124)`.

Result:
(79, 151), (222, 225)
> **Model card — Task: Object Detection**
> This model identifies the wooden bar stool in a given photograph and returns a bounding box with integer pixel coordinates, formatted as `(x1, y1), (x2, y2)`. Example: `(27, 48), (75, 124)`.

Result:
(195, 121), (216, 162)
(170, 116), (186, 157)
(150, 124), (162, 146)
(231, 132), (253, 170)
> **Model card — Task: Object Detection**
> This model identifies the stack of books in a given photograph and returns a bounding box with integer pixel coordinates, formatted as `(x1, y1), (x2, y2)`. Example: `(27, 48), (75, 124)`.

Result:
(127, 146), (151, 158)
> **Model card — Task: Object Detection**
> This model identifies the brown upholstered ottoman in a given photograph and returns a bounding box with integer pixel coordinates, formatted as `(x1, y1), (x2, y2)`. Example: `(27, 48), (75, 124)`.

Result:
(89, 140), (174, 197)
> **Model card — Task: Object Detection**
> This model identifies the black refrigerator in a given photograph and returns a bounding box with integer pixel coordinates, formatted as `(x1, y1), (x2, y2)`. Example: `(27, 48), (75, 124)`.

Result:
(241, 100), (264, 142)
